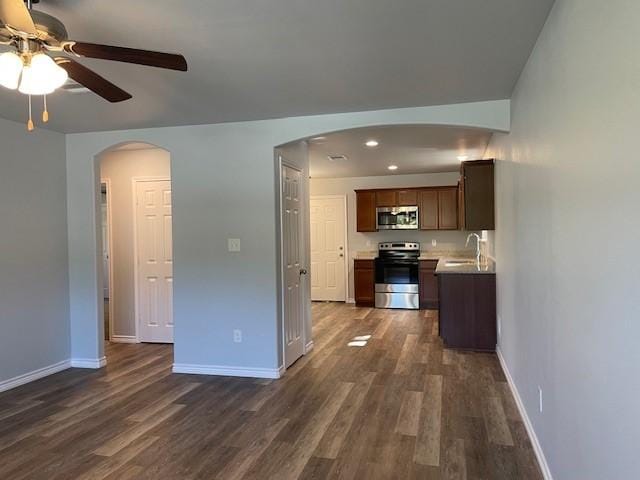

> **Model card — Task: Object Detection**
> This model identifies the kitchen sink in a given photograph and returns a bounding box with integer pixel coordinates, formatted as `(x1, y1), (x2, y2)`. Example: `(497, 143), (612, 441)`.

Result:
(444, 260), (478, 267)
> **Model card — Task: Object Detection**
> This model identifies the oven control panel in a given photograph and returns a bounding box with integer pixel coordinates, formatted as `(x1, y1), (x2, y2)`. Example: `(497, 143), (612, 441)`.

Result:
(378, 242), (420, 251)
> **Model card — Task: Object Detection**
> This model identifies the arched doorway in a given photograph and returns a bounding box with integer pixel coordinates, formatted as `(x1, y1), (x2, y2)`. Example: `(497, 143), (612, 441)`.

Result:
(275, 123), (496, 370)
(94, 142), (174, 365)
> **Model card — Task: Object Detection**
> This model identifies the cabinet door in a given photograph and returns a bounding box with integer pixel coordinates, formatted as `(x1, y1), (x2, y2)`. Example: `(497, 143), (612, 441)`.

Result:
(376, 190), (397, 207)
(438, 187), (458, 230)
(356, 191), (376, 232)
(458, 179), (465, 230)
(419, 190), (438, 230)
(419, 260), (439, 309)
(397, 189), (418, 206)
(462, 161), (495, 230)
(354, 260), (375, 306)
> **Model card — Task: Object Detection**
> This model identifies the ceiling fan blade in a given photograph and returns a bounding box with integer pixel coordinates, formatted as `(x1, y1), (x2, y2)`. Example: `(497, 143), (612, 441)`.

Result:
(0, 0), (37, 36)
(55, 57), (132, 103)
(64, 42), (188, 71)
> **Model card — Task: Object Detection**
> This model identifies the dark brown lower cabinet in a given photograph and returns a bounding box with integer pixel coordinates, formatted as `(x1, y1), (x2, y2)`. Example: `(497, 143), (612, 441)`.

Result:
(438, 273), (496, 351)
(354, 259), (375, 307)
(419, 260), (439, 309)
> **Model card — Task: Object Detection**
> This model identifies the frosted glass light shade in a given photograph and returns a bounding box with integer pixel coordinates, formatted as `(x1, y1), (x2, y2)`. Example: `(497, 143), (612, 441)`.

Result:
(0, 52), (23, 90)
(19, 53), (68, 95)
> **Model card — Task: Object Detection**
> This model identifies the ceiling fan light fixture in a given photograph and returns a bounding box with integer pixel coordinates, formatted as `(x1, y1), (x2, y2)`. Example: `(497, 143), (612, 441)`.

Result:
(0, 51), (23, 90)
(18, 53), (68, 95)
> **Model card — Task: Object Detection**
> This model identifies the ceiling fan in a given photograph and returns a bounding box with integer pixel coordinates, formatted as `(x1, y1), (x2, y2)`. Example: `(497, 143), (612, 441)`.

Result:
(0, 0), (187, 130)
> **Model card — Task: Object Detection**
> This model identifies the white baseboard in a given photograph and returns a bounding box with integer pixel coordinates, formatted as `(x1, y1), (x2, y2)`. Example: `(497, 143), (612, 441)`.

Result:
(71, 356), (107, 369)
(304, 340), (315, 354)
(110, 335), (138, 344)
(0, 360), (71, 393)
(346, 298), (355, 304)
(497, 347), (554, 480)
(172, 363), (284, 379)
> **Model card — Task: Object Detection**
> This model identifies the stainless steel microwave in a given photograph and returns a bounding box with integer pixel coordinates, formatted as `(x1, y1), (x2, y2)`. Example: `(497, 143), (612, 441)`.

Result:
(376, 206), (419, 230)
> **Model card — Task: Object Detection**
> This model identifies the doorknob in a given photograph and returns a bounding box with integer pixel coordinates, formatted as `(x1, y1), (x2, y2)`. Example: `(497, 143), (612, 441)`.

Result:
(299, 268), (308, 275)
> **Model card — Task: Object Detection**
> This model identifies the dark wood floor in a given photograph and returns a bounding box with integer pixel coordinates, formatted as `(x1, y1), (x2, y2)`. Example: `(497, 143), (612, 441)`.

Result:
(0, 303), (542, 479)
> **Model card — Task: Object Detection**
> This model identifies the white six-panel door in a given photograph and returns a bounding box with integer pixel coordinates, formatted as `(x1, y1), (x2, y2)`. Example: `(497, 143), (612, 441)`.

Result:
(310, 196), (347, 302)
(135, 179), (174, 343)
(282, 164), (305, 368)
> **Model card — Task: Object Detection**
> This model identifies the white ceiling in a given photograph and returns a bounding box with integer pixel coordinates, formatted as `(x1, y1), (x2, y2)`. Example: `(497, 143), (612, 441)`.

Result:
(308, 125), (492, 178)
(0, 0), (554, 133)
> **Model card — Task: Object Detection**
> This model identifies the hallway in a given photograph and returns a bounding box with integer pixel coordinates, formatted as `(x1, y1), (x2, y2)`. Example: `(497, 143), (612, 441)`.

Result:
(0, 304), (541, 479)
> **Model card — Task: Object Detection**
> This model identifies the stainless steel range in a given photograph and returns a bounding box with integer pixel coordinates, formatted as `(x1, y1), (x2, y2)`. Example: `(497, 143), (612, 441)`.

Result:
(375, 242), (420, 310)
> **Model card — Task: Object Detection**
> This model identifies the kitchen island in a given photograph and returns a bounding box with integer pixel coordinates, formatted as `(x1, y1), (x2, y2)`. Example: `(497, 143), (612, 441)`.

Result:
(436, 258), (497, 351)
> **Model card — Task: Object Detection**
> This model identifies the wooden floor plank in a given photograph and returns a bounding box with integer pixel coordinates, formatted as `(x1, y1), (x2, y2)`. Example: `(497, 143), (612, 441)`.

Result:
(414, 374), (443, 467)
(396, 390), (425, 437)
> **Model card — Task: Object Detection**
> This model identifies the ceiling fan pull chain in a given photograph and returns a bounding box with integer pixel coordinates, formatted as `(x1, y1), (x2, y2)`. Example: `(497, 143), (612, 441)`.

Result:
(42, 94), (49, 123)
(27, 94), (34, 132)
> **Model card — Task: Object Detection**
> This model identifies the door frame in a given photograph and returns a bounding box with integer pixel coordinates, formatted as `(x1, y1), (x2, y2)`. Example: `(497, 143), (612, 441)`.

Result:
(309, 194), (349, 303)
(132, 176), (172, 344)
(277, 156), (311, 372)
(100, 179), (115, 342)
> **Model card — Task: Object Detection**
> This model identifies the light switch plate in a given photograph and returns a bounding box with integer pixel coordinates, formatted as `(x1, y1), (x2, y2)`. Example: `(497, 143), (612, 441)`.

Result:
(228, 238), (241, 252)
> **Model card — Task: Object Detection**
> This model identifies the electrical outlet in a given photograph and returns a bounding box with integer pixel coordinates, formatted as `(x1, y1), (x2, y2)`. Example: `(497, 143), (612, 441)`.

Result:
(431, 239), (437, 247)
(228, 238), (241, 252)
(538, 386), (543, 413)
(233, 329), (242, 343)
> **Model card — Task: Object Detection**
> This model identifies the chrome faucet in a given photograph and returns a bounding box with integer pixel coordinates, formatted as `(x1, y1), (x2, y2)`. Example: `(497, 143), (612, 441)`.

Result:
(466, 233), (482, 265)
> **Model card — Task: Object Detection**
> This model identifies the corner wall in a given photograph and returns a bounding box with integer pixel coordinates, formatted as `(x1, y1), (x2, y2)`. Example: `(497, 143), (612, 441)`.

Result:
(0, 118), (70, 389)
(486, 0), (640, 477)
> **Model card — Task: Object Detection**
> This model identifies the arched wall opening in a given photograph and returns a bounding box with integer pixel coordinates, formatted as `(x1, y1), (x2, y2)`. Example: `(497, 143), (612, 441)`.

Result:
(93, 141), (173, 364)
(274, 123), (498, 370)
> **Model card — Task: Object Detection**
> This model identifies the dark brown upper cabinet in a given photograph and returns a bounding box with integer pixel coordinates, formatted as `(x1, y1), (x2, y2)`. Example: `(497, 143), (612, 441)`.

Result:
(460, 160), (495, 230)
(356, 191), (377, 232)
(397, 189), (418, 206)
(419, 190), (438, 230)
(376, 190), (397, 207)
(356, 185), (460, 232)
(438, 187), (459, 230)
(419, 187), (458, 231)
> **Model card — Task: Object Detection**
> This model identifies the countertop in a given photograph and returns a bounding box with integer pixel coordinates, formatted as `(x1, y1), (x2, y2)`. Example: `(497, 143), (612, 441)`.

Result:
(435, 258), (496, 275)
(353, 251), (496, 274)
(354, 250), (475, 261)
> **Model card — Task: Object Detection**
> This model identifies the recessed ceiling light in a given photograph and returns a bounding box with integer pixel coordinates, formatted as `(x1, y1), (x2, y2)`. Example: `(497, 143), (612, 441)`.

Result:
(457, 155), (469, 161)
(388, 165), (398, 171)
(365, 140), (379, 147)
(310, 136), (326, 142)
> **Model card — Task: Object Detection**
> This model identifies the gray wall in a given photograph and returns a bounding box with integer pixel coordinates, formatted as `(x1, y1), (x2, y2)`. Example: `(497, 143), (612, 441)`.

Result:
(65, 100), (510, 371)
(0, 117), (69, 385)
(100, 146), (171, 339)
(486, 0), (640, 477)
(310, 172), (476, 300)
